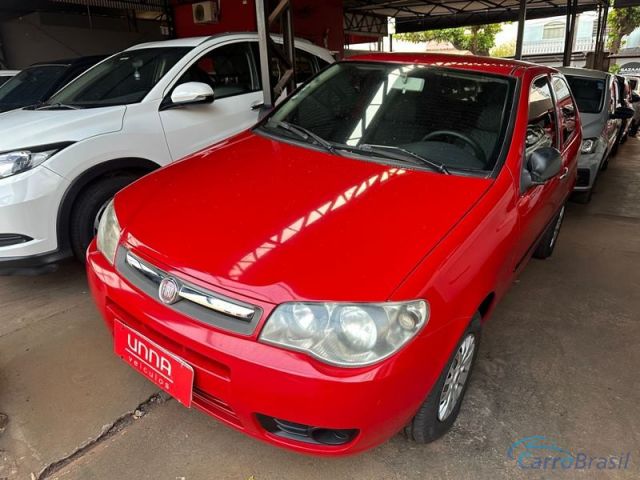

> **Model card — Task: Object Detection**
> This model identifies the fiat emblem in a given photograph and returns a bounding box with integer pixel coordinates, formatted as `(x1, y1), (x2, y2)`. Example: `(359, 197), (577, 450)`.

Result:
(158, 277), (180, 304)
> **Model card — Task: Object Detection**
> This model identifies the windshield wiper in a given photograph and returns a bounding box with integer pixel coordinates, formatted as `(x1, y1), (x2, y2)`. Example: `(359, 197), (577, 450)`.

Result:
(337, 143), (450, 174)
(36, 102), (81, 110)
(266, 120), (335, 154)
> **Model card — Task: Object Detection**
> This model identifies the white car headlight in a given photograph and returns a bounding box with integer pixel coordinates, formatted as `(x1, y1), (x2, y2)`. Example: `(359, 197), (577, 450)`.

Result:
(260, 300), (429, 367)
(96, 199), (121, 265)
(581, 138), (598, 154)
(0, 148), (61, 179)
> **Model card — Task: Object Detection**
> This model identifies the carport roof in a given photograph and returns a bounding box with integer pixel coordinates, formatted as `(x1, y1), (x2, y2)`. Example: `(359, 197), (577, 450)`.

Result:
(344, 0), (611, 32)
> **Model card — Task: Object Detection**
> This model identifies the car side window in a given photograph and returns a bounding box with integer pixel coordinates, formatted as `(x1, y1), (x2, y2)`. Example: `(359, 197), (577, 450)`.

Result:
(250, 43), (322, 87)
(316, 56), (331, 70)
(552, 76), (577, 146)
(295, 48), (318, 83)
(175, 42), (258, 99)
(527, 76), (558, 154)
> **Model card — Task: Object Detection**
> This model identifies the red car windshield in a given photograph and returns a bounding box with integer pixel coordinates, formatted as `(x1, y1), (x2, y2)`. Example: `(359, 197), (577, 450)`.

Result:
(262, 61), (515, 174)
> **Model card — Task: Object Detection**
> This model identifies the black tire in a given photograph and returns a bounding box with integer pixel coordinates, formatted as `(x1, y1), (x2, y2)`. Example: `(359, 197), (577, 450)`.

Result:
(69, 175), (138, 262)
(533, 204), (565, 259)
(600, 157), (609, 171)
(571, 189), (592, 204)
(405, 315), (481, 444)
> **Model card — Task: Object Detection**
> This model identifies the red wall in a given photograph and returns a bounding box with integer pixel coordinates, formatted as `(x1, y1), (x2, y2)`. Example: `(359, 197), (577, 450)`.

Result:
(291, 0), (344, 53)
(171, 0), (343, 53)
(172, 0), (257, 38)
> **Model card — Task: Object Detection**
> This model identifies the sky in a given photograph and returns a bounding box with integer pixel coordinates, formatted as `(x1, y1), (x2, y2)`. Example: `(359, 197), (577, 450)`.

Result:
(496, 22), (518, 45)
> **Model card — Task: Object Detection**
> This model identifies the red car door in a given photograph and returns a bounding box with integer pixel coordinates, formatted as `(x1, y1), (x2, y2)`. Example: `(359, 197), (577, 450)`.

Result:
(513, 74), (562, 271)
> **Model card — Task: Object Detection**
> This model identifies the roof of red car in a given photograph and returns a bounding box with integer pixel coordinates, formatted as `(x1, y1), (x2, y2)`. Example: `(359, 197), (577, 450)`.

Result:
(346, 52), (547, 77)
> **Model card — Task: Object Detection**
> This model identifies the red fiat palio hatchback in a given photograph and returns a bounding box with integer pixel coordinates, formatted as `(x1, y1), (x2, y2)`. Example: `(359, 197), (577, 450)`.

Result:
(87, 53), (580, 455)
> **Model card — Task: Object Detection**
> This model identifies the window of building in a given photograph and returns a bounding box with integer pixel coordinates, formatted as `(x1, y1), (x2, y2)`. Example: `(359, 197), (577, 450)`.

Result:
(542, 21), (566, 40)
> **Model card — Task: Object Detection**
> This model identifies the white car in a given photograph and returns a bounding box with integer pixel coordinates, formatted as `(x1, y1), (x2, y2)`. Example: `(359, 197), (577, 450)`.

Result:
(0, 70), (19, 87)
(0, 33), (333, 274)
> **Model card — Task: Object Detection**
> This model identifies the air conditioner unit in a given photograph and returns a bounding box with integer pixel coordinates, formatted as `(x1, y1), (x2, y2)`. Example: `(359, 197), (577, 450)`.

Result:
(192, 1), (219, 24)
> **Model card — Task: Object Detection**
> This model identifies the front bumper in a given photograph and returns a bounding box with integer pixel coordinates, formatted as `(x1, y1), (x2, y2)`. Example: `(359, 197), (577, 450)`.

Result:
(573, 151), (604, 192)
(86, 241), (440, 456)
(0, 166), (70, 272)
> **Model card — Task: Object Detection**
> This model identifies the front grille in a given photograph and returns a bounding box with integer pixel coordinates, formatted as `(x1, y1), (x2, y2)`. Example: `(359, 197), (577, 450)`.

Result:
(576, 168), (590, 187)
(0, 234), (32, 247)
(106, 300), (231, 380)
(193, 388), (242, 428)
(116, 246), (263, 335)
(106, 301), (240, 428)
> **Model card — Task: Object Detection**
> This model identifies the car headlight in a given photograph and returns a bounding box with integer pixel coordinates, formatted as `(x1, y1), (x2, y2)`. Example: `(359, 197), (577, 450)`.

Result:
(96, 199), (121, 265)
(260, 300), (429, 367)
(0, 144), (70, 179)
(581, 138), (598, 154)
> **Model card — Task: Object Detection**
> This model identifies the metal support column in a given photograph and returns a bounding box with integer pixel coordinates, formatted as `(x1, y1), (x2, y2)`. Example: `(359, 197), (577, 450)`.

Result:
(256, 0), (297, 111)
(514, 0), (527, 60)
(595, 1), (610, 58)
(594, 5), (603, 57)
(162, 0), (176, 39)
(563, 0), (578, 66)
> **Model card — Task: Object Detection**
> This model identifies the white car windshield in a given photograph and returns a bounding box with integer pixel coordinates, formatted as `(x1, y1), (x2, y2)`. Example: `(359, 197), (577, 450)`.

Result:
(47, 47), (191, 108)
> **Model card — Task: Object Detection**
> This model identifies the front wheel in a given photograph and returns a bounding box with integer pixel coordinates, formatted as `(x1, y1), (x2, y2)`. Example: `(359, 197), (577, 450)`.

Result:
(405, 316), (481, 444)
(69, 175), (138, 262)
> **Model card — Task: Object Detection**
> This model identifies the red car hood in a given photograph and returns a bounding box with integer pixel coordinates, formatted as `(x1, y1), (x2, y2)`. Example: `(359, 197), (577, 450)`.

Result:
(117, 132), (492, 304)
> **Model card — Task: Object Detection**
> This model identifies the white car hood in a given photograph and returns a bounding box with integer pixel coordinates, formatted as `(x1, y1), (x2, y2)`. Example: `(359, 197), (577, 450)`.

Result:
(0, 106), (126, 151)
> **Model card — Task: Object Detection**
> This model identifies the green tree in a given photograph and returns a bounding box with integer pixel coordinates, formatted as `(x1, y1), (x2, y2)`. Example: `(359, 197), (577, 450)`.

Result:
(396, 24), (503, 56)
(491, 40), (516, 58)
(607, 3), (640, 55)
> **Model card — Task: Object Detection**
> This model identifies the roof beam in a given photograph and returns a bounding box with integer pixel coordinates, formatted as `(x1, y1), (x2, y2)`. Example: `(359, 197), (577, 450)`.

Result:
(393, 3), (605, 32)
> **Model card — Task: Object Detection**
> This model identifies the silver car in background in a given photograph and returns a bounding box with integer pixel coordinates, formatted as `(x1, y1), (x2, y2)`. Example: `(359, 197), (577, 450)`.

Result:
(558, 67), (633, 203)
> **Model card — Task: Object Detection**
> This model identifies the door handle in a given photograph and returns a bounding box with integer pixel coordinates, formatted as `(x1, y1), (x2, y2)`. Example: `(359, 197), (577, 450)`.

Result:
(559, 167), (569, 180)
(251, 101), (264, 111)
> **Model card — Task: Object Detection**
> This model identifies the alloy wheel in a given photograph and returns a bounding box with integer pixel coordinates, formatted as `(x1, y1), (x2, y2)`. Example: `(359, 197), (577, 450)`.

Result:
(438, 333), (476, 421)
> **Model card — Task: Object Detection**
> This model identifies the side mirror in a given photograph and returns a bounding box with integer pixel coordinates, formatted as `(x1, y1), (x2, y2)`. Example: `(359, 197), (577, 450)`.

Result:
(169, 82), (214, 107)
(523, 147), (562, 189)
(631, 92), (640, 104)
(611, 106), (634, 120)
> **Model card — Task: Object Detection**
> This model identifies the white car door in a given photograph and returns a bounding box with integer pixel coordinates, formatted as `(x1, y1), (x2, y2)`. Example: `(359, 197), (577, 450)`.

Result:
(159, 41), (263, 161)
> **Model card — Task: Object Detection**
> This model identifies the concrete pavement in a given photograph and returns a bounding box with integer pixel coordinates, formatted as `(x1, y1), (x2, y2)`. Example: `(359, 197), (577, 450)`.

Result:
(1, 138), (639, 480)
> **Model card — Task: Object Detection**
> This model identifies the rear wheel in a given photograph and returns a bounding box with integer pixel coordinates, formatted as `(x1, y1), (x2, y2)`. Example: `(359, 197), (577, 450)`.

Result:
(405, 315), (481, 444)
(69, 175), (138, 262)
(533, 204), (565, 259)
